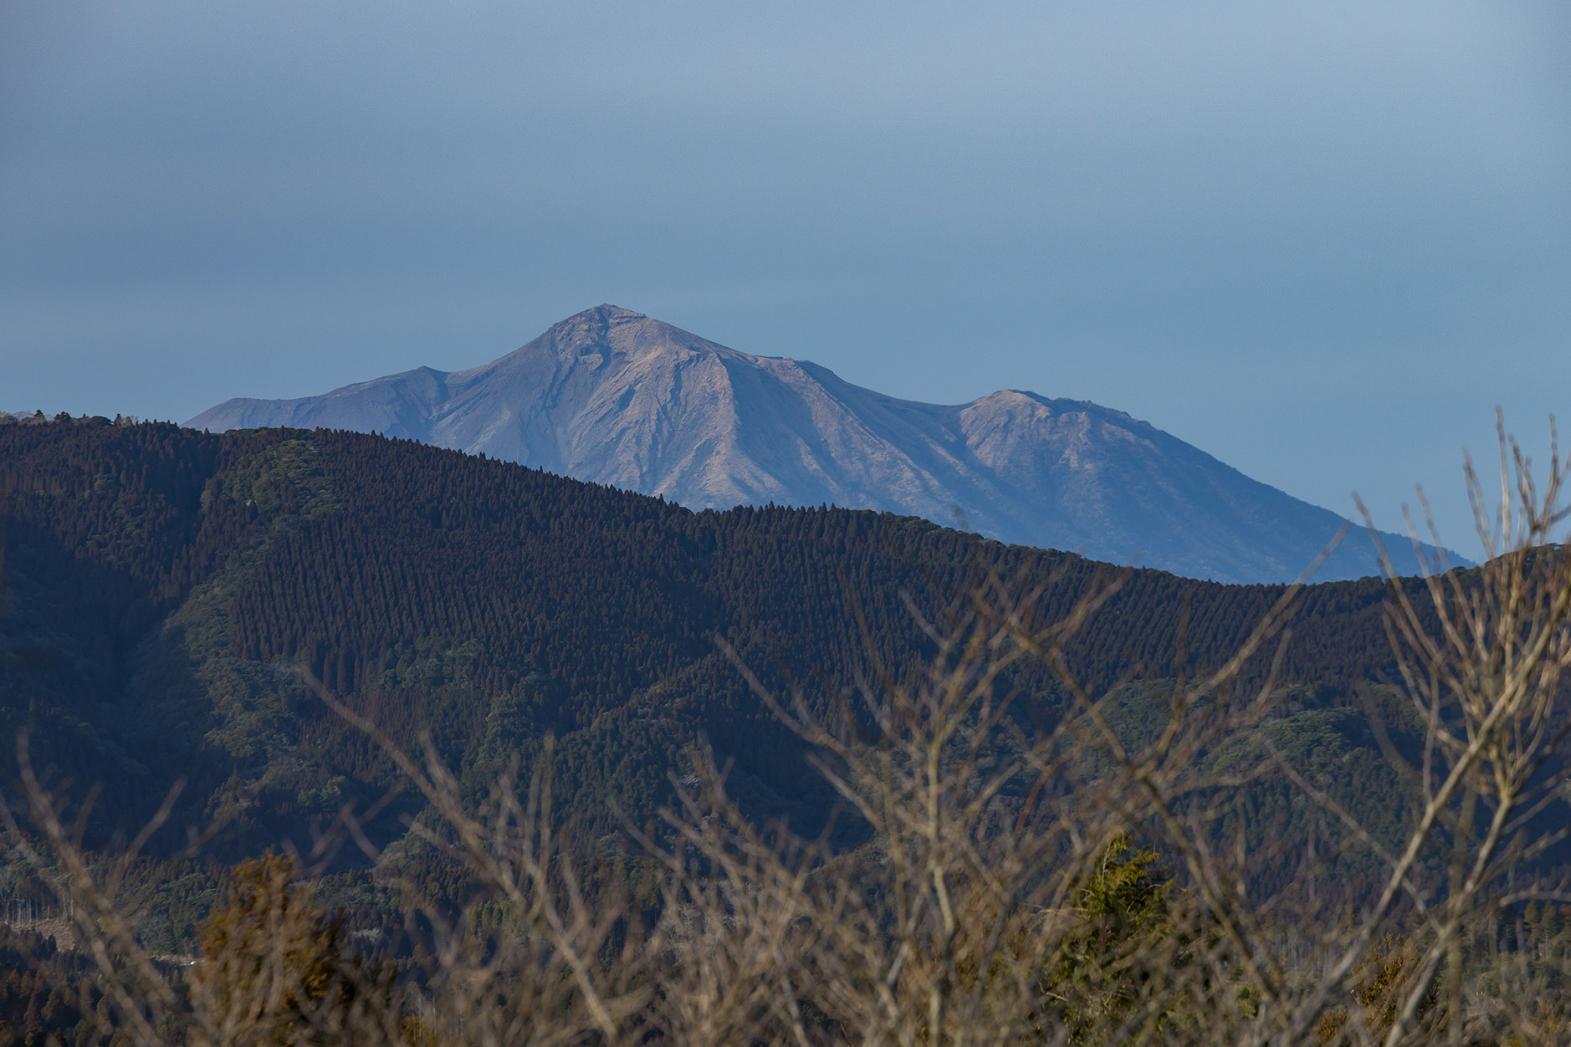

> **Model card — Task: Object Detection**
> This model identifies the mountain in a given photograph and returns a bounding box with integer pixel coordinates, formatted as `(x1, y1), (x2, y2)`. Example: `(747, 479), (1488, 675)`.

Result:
(187, 304), (1450, 584)
(3, 419), (1566, 1042)
(0, 419), (1416, 870)
(11, 417), (1555, 924)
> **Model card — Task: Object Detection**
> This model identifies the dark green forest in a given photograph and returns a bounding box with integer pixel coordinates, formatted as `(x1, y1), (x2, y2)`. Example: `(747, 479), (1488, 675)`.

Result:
(0, 417), (1508, 946)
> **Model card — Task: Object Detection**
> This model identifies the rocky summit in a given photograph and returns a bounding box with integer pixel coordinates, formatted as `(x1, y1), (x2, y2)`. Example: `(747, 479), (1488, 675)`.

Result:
(188, 305), (1451, 583)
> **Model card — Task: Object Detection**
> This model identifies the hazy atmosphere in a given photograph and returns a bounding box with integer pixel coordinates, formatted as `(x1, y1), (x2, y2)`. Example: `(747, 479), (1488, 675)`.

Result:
(4, 0), (1568, 550)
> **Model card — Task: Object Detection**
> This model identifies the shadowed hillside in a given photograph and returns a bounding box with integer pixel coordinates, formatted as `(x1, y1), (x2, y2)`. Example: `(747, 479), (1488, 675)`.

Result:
(1, 419), (1437, 872)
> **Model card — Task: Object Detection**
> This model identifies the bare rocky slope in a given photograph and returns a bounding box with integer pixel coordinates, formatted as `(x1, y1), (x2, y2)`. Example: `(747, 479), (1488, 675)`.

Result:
(188, 304), (1448, 582)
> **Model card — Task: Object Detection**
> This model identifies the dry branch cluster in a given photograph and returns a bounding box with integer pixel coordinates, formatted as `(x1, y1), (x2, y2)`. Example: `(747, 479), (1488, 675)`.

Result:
(5, 424), (1571, 1046)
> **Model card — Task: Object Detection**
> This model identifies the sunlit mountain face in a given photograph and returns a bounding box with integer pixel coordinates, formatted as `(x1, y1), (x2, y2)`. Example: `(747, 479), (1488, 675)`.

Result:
(189, 305), (1455, 583)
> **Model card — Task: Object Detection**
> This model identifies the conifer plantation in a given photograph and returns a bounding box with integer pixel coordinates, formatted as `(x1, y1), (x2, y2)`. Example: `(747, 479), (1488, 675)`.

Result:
(2, 414), (1569, 1042)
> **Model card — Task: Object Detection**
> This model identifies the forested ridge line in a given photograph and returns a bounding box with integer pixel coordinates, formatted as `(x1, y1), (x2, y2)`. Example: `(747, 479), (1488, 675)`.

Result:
(0, 417), (1439, 898)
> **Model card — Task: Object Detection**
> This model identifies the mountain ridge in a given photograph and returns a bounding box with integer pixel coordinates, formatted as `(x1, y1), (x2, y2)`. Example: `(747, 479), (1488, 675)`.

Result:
(188, 304), (1454, 583)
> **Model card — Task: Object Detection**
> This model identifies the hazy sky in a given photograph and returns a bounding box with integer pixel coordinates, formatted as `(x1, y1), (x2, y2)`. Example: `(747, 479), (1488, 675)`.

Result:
(3, 1), (1567, 553)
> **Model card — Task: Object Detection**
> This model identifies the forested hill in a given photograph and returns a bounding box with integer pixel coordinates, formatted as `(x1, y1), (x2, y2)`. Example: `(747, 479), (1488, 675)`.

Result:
(1, 417), (1410, 875)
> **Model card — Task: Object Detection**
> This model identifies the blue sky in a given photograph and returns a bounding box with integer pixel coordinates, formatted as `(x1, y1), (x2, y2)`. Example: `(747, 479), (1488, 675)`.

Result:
(3, 1), (1567, 554)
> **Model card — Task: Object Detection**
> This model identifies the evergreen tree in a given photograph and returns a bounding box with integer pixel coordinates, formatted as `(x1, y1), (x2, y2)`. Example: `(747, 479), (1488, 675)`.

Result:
(193, 852), (362, 1042)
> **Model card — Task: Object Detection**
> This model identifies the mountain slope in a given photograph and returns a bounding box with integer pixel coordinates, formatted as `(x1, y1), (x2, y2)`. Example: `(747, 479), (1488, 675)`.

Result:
(0, 419), (1402, 848)
(188, 305), (1450, 583)
(7, 418), (1549, 921)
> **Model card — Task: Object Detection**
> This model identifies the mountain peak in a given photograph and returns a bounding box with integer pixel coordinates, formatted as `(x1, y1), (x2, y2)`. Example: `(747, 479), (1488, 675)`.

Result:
(526, 305), (752, 368)
(184, 307), (1460, 583)
(972, 388), (1041, 408)
(556, 303), (647, 326)
(533, 304), (651, 348)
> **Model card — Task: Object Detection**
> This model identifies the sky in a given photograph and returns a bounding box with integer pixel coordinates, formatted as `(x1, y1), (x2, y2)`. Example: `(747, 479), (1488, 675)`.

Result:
(3, 1), (1568, 555)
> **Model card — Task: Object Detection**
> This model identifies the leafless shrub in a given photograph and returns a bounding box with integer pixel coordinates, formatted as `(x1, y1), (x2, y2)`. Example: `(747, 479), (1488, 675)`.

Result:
(3, 418), (1567, 1046)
